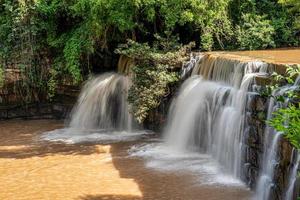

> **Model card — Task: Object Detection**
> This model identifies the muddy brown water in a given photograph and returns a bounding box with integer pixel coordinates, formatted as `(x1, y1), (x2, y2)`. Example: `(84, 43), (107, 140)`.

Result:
(0, 120), (252, 200)
(211, 48), (300, 65)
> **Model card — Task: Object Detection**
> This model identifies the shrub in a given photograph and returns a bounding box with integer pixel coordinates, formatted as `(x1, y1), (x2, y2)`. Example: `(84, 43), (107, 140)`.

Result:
(269, 104), (300, 149)
(236, 14), (275, 50)
(267, 65), (300, 149)
(116, 37), (194, 123)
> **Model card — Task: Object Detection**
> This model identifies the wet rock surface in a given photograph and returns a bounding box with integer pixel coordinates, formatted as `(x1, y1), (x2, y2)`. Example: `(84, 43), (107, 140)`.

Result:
(245, 94), (299, 199)
(0, 103), (73, 120)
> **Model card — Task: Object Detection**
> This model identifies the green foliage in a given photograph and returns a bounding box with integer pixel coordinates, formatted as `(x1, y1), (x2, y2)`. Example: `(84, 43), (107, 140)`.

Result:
(229, 0), (299, 48)
(267, 65), (300, 101)
(47, 68), (58, 101)
(116, 38), (193, 123)
(268, 104), (300, 149)
(0, 0), (50, 103)
(279, 0), (300, 12)
(279, 0), (300, 31)
(0, 0), (299, 105)
(128, 63), (179, 123)
(0, 66), (4, 88)
(236, 14), (275, 50)
(266, 65), (300, 149)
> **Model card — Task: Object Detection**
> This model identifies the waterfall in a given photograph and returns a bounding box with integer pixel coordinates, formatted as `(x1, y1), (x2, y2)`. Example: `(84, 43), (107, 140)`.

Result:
(68, 73), (133, 131)
(181, 54), (203, 79)
(255, 89), (283, 200)
(285, 150), (300, 200)
(41, 72), (146, 144)
(128, 53), (299, 199)
(165, 54), (269, 178)
(118, 55), (134, 75)
(256, 76), (300, 200)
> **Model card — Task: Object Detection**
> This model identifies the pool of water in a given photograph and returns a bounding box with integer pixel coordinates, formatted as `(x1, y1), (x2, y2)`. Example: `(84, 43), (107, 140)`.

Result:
(0, 120), (253, 200)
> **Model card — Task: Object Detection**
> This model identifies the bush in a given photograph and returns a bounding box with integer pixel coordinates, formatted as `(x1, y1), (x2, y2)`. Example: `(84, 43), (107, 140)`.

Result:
(236, 14), (275, 50)
(116, 37), (194, 123)
(269, 105), (300, 149)
(267, 65), (300, 149)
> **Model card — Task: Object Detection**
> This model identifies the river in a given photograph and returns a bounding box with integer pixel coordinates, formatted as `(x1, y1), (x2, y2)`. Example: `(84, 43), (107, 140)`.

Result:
(0, 120), (252, 200)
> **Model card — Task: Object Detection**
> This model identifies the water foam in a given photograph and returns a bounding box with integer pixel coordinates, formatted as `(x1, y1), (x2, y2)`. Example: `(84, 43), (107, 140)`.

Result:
(41, 72), (145, 144)
(129, 142), (246, 187)
(41, 128), (151, 144)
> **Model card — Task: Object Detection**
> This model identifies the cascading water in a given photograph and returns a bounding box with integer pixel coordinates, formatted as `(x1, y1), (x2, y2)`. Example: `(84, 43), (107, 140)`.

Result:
(129, 54), (271, 188)
(41, 72), (147, 144)
(165, 54), (269, 178)
(285, 150), (300, 200)
(255, 89), (283, 200)
(181, 54), (203, 79)
(256, 76), (300, 200)
(68, 73), (132, 131)
(129, 54), (299, 199)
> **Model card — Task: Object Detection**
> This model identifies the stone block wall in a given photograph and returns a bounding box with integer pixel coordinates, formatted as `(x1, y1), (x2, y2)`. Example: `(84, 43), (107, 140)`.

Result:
(0, 103), (73, 120)
(244, 93), (299, 200)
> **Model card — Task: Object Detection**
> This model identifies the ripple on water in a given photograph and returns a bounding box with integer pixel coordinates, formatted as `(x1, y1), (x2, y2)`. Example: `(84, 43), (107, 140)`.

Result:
(129, 142), (248, 187)
(42, 128), (249, 189)
(41, 128), (152, 144)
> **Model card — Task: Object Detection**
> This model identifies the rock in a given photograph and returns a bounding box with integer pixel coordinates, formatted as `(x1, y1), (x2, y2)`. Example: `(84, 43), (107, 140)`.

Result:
(247, 94), (268, 113)
(268, 184), (281, 200)
(243, 163), (259, 188)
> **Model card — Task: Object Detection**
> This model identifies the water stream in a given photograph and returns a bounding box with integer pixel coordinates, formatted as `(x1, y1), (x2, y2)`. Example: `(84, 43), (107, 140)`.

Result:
(130, 55), (271, 188)
(256, 77), (300, 200)
(68, 73), (133, 131)
(164, 55), (268, 178)
(147, 54), (298, 199)
(42, 73), (148, 144)
(41, 54), (299, 199)
(286, 149), (300, 200)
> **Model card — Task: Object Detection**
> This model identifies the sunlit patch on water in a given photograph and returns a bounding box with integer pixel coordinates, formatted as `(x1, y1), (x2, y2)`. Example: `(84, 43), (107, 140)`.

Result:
(41, 128), (152, 144)
(129, 141), (247, 187)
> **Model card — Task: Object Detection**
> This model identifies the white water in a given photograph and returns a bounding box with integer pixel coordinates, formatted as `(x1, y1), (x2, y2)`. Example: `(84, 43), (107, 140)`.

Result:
(170, 56), (300, 200)
(256, 76), (300, 200)
(42, 73), (147, 144)
(164, 55), (268, 178)
(129, 141), (245, 186)
(181, 54), (203, 79)
(41, 56), (299, 198)
(42, 128), (150, 144)
(68, 73), (133, 131)
(130, 55), (271, 187)
(255, 89), (283, 200)
(285, 149), (300, 200)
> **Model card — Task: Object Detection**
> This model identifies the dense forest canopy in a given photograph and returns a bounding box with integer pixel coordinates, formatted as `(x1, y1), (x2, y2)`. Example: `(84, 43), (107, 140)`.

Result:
(0, 0), (299, 152)
(0, 0), (299, 102)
